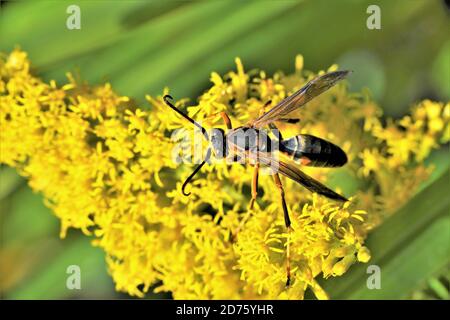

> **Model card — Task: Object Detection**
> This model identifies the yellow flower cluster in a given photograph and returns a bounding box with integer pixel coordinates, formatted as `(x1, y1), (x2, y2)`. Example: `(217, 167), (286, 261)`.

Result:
(1, 50), (448, 299)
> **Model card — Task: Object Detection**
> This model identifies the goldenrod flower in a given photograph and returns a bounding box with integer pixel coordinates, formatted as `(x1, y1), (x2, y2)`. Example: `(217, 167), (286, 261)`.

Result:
(0, 50), (448, 299)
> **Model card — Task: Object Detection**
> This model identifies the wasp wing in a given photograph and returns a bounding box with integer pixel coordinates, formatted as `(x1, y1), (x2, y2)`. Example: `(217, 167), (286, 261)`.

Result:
(251, 70), (350, 128)
(251, 151), (348, 202)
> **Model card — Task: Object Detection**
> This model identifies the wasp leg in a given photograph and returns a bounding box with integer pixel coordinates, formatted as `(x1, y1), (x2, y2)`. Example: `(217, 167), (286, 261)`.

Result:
(249, 162), (260, 210)
(220, 112), (233, 130)
(202, 112), (233, 129)
(273, 173), (293, 287)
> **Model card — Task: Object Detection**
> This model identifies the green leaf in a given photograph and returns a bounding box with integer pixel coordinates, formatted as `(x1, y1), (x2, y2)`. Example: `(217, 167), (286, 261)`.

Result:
(348, 213), (449, 299)
(41, 0), (242, 85)
(7, 235), (115, 299)
(321, 169), (450, 299)
(431, 40), (450, 100)
(421, 148), (450, 192)
(0, 167), (23, 200)
(1, 185), (59, 245)
(0, 0), (167, 67)
(427, 277), (449, 300)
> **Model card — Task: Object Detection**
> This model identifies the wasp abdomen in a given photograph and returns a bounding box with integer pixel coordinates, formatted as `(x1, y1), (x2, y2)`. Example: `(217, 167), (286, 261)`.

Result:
(280, 134), (347, 167)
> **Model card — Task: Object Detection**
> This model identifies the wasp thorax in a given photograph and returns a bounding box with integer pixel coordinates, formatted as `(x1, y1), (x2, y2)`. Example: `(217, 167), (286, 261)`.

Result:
(227, 127), (275, 153)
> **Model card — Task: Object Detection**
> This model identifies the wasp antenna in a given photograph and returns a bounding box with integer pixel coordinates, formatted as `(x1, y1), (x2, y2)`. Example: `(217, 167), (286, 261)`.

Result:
(181, 179), (193, 196)
(163, 94), (209, 140)
(181, 148), (212, 196)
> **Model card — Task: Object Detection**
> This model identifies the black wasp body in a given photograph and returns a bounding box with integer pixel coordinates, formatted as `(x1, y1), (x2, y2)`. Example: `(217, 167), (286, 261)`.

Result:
(210, 126), (347, 168)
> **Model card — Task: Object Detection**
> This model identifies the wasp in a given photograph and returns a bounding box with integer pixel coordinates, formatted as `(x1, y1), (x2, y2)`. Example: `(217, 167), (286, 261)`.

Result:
(164, 70), (350, 286)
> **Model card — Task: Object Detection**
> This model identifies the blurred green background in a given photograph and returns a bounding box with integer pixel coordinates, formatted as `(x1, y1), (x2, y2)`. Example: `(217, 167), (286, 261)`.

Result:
(0, 0), (449, 299)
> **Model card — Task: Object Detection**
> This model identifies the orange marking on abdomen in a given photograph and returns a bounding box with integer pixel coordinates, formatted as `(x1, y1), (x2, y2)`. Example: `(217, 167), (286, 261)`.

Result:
(300, 157), (311, 165)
